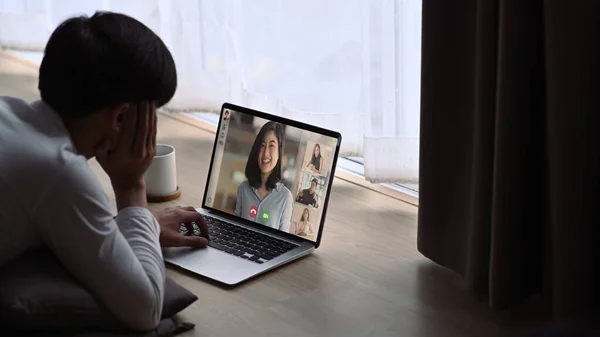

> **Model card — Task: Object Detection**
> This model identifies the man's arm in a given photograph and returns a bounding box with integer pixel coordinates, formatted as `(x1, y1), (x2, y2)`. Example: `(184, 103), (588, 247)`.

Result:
(33, 161), (165, 331)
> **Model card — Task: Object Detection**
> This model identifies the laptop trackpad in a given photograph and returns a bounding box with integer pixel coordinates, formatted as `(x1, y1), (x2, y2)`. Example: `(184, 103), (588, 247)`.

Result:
(162, 246), (259, 284)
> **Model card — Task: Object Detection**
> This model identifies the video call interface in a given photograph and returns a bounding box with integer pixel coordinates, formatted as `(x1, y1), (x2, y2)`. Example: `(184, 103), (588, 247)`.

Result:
(204, 108), (338, 242)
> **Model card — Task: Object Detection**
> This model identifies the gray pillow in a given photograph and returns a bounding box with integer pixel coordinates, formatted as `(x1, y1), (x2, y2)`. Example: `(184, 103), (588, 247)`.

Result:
(0, 249), (197, 336)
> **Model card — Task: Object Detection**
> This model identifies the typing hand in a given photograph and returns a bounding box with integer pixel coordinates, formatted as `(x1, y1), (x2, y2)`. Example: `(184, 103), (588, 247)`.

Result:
(153, 206), (209, 248)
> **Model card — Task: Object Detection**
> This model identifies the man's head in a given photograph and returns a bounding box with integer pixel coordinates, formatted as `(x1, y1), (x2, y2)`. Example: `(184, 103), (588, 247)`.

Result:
(39, 11), (177, 157)
(310, 178), (318, 193)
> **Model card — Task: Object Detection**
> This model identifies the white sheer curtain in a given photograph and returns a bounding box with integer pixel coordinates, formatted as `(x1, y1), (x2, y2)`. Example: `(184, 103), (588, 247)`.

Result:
(0, 0), (422, 184)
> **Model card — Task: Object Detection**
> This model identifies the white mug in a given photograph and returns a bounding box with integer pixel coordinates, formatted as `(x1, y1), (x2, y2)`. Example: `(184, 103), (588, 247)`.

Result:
(144, 144), (178, 197)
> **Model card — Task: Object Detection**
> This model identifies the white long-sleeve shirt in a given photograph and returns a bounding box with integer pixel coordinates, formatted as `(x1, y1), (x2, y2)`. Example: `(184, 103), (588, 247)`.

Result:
(0, 96), (165, 331)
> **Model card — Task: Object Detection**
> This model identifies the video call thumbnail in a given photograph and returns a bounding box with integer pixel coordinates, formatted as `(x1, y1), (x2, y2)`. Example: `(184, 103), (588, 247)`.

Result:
(205, 108), (337, 241)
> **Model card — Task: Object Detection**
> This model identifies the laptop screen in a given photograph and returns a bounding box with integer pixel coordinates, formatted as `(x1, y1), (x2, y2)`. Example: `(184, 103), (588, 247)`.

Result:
(204, 104), (340, 242)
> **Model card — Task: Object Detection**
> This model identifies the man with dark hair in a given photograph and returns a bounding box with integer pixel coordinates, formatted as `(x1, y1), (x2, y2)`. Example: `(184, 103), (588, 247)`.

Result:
(296, 178), (320, 208)
(0, 11), (208, 331)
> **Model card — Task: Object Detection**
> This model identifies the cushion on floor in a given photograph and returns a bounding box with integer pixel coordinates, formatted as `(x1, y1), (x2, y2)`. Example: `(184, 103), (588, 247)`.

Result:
(0, 248), (196, 337)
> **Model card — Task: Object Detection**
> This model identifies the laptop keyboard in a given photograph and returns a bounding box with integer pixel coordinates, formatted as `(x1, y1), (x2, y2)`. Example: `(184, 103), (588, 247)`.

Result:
(179, 215), (298, 264)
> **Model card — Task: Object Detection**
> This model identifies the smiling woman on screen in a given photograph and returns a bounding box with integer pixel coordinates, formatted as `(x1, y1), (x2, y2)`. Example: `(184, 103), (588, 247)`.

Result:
(306, 143), (324, 174)
(234, 121), (294, 232)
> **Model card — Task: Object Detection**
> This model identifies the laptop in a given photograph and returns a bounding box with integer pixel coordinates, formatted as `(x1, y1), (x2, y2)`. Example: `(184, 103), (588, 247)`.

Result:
(162, 102), (342, 285)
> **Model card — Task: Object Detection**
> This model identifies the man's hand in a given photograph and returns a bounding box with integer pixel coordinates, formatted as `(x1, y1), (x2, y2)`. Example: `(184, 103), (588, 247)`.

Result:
(95, 101), (156, 210)
(153, 206), (209, 248)
(95, 101), (157, 210)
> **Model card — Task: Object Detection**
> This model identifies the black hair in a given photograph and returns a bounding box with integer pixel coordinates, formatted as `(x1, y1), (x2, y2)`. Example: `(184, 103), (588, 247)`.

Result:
(311, 178), (318, 186)
(38, 11), (177, 119)
(311, 143), (322, 162)
(245, 121), (286, 190)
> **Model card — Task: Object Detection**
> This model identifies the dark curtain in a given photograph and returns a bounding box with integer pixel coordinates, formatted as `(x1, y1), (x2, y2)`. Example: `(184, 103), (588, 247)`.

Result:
(417, 0), (600, 320)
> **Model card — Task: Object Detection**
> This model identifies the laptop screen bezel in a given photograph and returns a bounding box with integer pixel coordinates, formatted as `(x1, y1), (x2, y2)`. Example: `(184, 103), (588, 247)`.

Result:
(201, 102), (342, 249)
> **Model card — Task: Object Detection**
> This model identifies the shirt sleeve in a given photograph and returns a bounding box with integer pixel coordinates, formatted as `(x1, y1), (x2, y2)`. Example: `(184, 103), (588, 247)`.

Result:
(235, 182), (243, 216)
(32, 160), (165, 331)
(279, 189), (294, 232)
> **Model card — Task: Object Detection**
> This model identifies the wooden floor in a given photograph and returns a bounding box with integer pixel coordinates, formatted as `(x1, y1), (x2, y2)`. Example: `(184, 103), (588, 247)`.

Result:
(0, 51), (533, 337)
